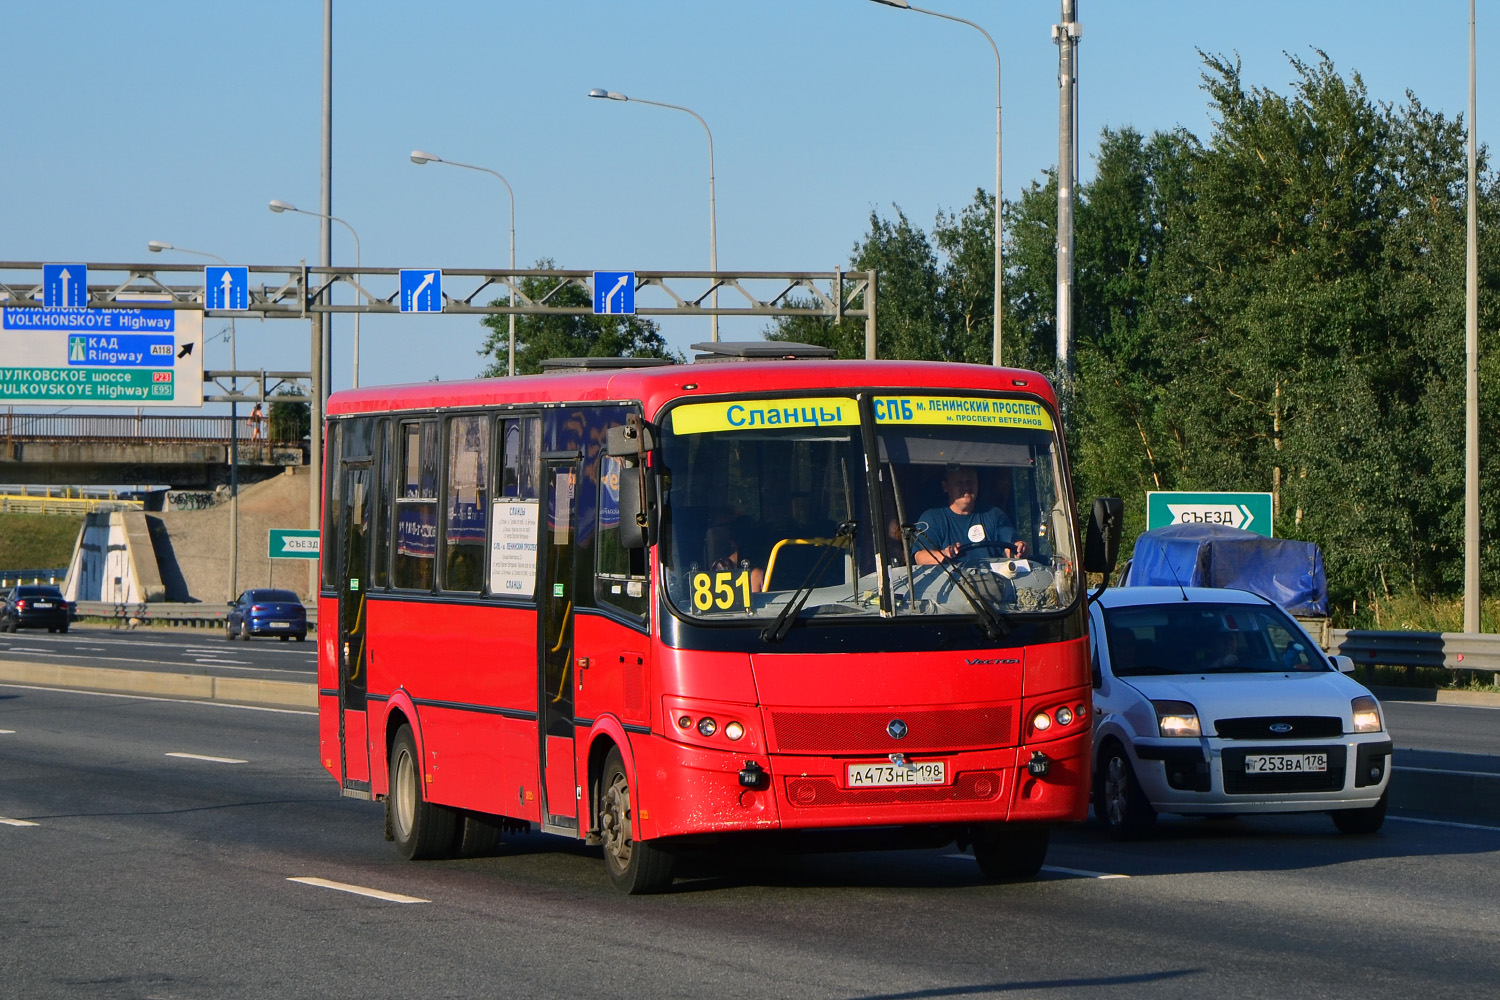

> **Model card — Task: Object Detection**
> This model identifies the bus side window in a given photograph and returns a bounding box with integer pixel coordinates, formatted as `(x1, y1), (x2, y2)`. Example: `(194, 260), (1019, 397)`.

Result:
(441, 414), (489, 593)
(393, 420), (438, 590)
(596, 454), (649, 621)
(372, 418), (391, 589)
(499, 416), (541, 500)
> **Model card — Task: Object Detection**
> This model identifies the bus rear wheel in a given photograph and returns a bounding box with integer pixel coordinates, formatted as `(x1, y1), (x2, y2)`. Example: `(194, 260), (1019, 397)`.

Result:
(971, 823), (1049, 881)
(598, 747), (674, 894)
(389, 725), (457, 860)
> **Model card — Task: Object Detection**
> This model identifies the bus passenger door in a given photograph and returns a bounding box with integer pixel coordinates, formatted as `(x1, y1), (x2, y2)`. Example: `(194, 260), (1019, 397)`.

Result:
(336, 459), (373, 788)
(539, 456), (580, 832)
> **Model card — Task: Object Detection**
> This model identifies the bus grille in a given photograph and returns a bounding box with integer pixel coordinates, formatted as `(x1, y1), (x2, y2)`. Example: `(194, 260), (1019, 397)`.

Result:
(768, 706), (1014, 754)
(783, 770), (1004, 807)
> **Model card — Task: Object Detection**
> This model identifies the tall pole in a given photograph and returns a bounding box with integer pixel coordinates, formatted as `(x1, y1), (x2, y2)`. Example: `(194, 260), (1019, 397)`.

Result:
(866, 2), (1002, 363)
(409, 153), (517, 374)
(320, 0), (333, 404)
(1054, 2), (1080, 400)
(1465, 0), (1481, 633)
(587, 90), (718, 339)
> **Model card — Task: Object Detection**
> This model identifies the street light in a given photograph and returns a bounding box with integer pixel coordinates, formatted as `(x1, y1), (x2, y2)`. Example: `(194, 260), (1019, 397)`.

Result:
(411, 150), (518, 377)
(869, 0), (1003, 366)
(588, 87), (719, 340)
(147, 239), (243, 603)
(268, 199), (363, 387)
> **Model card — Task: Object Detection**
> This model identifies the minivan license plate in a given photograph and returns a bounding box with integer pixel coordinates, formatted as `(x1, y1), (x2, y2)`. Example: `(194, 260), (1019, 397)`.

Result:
(1244, 753), (1327, 773)
(846, 761), (945, 787)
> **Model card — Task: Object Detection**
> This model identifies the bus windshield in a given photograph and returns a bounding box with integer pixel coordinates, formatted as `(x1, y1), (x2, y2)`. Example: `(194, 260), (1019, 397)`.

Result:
(657, 392), (1078, 625)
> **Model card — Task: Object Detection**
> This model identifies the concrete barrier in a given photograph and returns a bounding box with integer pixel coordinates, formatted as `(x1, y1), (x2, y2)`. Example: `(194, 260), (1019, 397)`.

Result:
(0, 659), (315, 709)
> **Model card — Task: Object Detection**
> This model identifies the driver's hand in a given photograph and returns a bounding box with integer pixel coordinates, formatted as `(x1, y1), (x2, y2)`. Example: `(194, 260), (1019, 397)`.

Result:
(1010, 540), (1028, 558)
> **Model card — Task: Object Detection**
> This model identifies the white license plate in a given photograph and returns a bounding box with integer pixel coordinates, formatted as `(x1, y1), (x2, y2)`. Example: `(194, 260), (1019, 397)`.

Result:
(1245, 753), (1327, 774)
(270, 621), (290, 629)
(846, 761), (946, 787)
(34, 602), (53, 608)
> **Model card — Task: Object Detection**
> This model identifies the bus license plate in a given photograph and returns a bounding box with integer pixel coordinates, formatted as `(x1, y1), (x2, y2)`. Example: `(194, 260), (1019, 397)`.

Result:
(1244, 753), (1327, 774)
(846, 761), (945, 787)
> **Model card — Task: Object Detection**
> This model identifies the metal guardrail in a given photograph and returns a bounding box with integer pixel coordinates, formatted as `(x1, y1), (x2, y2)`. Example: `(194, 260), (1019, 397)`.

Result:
(0, 494), (143, 514)
(0, 568), (67, 586)
(1328, 629), (1500, 674)
(74, 601), (317, 629)
(0, 412), (300, 445)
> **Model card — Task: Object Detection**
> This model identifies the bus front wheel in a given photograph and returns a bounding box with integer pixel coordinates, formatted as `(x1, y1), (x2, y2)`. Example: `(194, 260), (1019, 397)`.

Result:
(389, 725), (457, 860)
(598, 747), (674, 894)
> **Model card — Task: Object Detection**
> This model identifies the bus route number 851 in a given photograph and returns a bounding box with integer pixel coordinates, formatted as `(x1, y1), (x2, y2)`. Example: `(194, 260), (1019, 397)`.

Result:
(692, 570), (753, 611)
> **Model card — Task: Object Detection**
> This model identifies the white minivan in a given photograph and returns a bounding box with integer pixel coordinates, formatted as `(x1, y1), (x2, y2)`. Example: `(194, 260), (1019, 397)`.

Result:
(1089, 586), (1391, 838)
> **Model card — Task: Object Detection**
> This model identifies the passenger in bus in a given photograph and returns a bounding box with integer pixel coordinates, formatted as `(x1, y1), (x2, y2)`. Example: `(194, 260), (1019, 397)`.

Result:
(913, 464), (1027, 566)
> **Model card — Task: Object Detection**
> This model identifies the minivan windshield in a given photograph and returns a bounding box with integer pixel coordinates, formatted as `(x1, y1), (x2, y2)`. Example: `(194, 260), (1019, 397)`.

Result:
(656, 391), (1078, 626)
(1101, 601), (1327, 675)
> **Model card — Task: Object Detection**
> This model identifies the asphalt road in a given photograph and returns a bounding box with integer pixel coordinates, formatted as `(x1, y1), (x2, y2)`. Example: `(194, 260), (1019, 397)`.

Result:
(0, 625), (316, 681)
(2, 686), (1498, 999)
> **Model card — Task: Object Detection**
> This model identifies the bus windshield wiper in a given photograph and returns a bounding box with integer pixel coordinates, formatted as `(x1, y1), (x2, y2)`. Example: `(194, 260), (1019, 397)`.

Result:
(902, 524), (1010, 639)
(761, 521), (856, 644)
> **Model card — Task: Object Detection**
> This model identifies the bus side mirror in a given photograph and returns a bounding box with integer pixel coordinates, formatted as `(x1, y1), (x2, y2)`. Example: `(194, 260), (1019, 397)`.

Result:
(606, 420), (656, 458)
(1083, 497), (1124, 576)
(617, 465), (658, 549)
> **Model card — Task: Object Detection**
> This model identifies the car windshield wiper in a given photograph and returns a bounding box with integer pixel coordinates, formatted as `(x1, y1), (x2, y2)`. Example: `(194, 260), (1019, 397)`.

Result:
(902, 524), (1010, 639)
(761, 520), (856, 644)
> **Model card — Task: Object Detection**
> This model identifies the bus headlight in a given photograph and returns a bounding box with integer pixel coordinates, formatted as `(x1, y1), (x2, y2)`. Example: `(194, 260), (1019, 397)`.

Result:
(724, 721), (745, 741)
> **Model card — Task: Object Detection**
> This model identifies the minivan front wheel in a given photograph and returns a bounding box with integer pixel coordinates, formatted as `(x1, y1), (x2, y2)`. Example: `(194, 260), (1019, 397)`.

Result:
(1095, 742), (1156, 839)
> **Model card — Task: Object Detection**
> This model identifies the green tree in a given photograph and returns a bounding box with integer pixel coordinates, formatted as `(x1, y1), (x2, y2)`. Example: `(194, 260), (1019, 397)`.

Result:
(268, 386), (309, 442)
(478, 259), (679, 376)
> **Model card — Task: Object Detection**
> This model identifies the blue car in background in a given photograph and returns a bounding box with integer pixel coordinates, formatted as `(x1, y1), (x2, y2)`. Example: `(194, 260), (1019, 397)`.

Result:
(226, 588), (307, 642)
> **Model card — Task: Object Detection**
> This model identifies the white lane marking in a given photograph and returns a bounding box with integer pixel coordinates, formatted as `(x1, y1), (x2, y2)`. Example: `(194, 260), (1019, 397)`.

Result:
(288, 877), (429, 904)
(1043, 865), (1130, 880)
(944, 854), (1129, 879)
(1394, 765), (1500, 780)
(165, 752), (248, 764)
(0, 816), (40, 827)
(6, 648), (48, 653)
(71, 646), (106, 651)
(0, 682), (315, 716)
(192, 658), (251, 665)
(1389, 815), (1500, 833)
(0, 729), (14, 734)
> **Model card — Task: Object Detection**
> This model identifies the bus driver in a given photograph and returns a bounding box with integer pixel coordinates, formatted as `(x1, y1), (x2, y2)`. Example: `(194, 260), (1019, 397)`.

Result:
(914, 464), (1027, 566)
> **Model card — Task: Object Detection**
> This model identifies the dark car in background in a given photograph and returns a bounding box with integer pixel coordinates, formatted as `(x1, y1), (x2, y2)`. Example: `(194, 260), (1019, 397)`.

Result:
(1, 585), (73, 633)
(226, 588), (307, 641)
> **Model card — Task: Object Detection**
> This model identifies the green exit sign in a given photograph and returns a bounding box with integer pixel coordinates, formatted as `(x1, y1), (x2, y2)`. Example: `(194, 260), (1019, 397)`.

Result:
(268, 528), (320, 559)
(1146, 492), (1274, 537)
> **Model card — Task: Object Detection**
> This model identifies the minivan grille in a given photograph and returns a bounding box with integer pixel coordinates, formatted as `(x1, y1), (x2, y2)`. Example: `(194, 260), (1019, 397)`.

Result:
(1214, 716), (1342, 740)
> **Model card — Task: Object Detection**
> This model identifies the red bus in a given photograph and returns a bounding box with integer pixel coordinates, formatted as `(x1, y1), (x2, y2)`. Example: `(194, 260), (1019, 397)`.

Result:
(318, 345), (1120, 892)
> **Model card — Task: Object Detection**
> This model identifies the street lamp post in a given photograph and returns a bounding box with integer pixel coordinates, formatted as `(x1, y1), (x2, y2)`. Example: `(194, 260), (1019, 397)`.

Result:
(268, 200), (363, 388)
(588, 88), (719, 341)
(410, 150), (518, 376)
(869, 0), (1003, 366)
(146, 240), (241, 603)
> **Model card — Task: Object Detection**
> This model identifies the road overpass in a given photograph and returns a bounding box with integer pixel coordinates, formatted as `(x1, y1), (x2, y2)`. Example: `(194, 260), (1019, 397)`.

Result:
(1, 412), (304, 489)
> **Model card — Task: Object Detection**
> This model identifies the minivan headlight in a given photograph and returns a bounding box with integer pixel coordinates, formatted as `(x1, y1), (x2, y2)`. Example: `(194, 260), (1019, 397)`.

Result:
(1153, 700), (1202, 738)
(1351, 695), (1383, 733)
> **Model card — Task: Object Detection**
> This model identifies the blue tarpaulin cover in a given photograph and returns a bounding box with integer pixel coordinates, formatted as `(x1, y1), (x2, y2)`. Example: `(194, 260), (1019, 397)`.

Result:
(1120, 523), (1328, 616)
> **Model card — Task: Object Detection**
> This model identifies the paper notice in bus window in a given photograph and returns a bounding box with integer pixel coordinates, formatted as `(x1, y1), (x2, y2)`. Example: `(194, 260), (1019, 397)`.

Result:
(489, 500), (540, 598)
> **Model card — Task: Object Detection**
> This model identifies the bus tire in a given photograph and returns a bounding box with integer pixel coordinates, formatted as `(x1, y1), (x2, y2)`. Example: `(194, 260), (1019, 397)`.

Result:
(598, 747), (674, 894)
(389, 725), (457, 860)
(971, 823), (1049, 881)
(1095, 741), (1156, 840)
(453, 812), (505, 858)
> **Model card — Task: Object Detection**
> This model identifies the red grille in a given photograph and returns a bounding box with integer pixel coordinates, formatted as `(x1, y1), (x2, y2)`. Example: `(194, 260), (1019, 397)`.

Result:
(784, 770), (1004, 807)
(768, 706), (1014, 753)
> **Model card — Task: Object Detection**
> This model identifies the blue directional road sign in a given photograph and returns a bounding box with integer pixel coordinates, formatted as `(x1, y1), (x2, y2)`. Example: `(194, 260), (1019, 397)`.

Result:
(43, 263), (88, 307)
(204, 266), (250, 310)
(593, 271), (636, 315)
(399, 269), (443, 313)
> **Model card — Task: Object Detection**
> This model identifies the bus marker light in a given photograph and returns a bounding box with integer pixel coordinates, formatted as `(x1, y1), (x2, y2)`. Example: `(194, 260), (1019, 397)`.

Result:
(677, 715), (693, 730)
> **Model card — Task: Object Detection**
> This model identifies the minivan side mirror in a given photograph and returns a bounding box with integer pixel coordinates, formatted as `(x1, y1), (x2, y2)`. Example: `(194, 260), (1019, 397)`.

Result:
(1331, 654), (1356, 674)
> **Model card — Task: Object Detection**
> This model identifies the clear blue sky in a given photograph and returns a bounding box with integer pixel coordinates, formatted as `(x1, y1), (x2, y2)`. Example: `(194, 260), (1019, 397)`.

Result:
(2, 1), (1488, 407)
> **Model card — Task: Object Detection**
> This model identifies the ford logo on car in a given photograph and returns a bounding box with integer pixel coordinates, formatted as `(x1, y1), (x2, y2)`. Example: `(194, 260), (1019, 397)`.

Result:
(887, 719), (909, 739)
(1270, 722), (1294, 733)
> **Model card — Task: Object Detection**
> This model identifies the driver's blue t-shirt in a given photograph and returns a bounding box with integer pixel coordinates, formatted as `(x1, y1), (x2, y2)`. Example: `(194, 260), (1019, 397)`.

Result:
(916, 505), (1018, 564)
